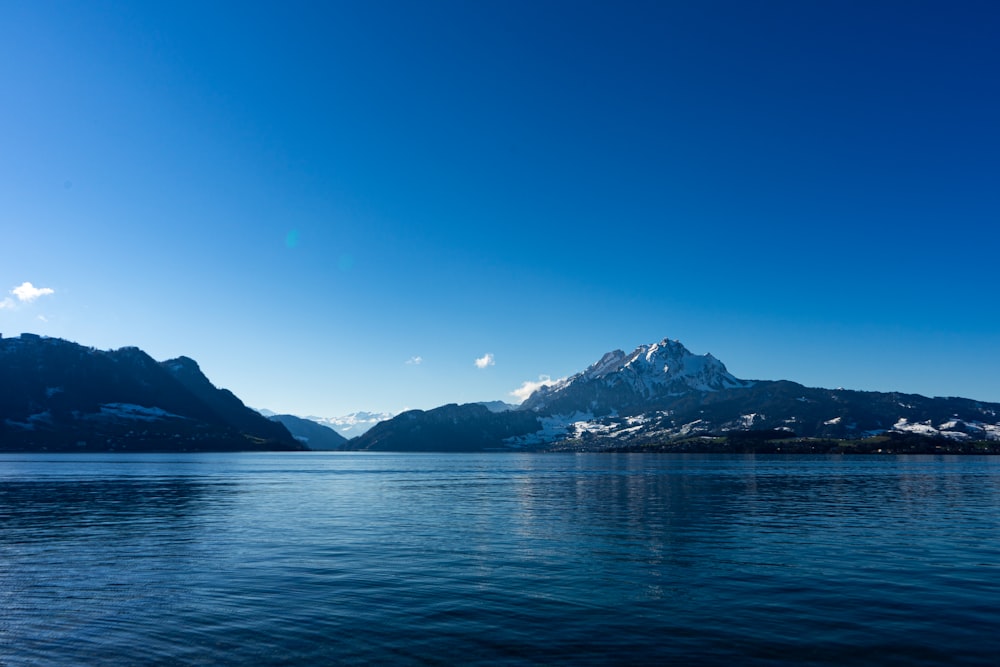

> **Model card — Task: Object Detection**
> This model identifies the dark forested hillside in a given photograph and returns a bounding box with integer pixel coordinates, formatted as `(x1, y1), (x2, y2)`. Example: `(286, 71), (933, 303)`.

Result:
(0, 334), (303, 452)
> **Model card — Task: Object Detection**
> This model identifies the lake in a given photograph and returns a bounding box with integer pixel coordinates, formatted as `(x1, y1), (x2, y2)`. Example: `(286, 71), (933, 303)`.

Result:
(2, 452), (999, 665)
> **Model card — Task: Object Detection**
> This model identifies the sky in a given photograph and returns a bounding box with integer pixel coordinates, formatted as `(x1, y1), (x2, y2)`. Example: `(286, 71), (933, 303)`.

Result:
(2, 0), (999, 416)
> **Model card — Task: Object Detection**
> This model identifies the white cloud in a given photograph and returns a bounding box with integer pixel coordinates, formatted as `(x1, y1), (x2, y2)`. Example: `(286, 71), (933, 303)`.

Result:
(474, 353), (495, 369)
(406, 356), (423, 365)
(510, 375), (565, 403)
(11, 282), (55, 303)
(0, 297), (13, 309)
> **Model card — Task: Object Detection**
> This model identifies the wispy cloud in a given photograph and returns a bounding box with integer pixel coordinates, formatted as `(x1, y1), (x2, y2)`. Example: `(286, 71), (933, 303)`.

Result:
(510, 375), (565, 403)
(406, 356), (423, 365)
(11, 282), (55, 303)
(0, 297), (13, 309)
(474, 353), (495, 369)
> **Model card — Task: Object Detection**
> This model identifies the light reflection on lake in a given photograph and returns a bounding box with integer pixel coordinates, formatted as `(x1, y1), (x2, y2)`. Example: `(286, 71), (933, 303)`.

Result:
(2, 453), (999, 665)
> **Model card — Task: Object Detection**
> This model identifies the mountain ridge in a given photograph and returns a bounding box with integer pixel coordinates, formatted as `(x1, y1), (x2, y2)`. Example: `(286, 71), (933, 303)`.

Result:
(0, 334), (303, 452)
(349, 337), (1000, 452)
(4, 333), (999, 453)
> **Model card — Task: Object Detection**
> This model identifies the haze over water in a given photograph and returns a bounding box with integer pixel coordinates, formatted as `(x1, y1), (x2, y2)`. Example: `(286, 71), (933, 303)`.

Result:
(3, 452), (1000, 665)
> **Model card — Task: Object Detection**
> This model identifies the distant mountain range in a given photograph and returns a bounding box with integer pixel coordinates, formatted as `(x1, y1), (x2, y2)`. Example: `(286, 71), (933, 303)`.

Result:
(0, 334), (303, 452)
(265, 414), (349, 450)
(348, 338), (1000, 453)
(4, 334), (999, 454)
(258, 405), (516, 439)
(306, 411), (396, 438)
(256, 408), (394, 438)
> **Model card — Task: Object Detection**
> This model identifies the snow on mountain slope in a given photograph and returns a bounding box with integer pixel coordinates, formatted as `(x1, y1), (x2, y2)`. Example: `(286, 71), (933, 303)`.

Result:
(581, 350), (629, 380)
(893, 417), (1000, 441)
(332, 336), (1000, 452)
(615, 339), (749, 393)
(521, 338), (750, 414)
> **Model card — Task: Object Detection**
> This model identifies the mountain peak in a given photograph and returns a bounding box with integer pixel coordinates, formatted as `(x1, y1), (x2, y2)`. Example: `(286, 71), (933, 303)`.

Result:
(521, 337), (749, 414)
(617, 338), (742, 392)
(163, 356), (201, 375)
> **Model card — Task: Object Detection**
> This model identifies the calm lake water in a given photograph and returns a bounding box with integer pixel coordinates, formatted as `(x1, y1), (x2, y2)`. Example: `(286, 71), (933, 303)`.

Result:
(2, 452), (999, 665)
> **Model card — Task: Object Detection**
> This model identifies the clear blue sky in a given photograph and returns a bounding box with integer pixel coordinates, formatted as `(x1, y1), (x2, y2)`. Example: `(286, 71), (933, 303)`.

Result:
(3, 0), (999, 416)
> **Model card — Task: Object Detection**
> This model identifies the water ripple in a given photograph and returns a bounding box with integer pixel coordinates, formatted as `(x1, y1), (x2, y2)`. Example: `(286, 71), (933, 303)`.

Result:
(2, 453), (1000, 665)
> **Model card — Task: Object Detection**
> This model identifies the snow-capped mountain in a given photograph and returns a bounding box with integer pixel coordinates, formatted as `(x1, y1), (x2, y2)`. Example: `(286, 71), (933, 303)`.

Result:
(349, 337), (1000, 452)
(514, 380), (1000, 452)
(307, 411), (395, 438)
(254, 409), (395, 439)
(521, 338), (750, 415)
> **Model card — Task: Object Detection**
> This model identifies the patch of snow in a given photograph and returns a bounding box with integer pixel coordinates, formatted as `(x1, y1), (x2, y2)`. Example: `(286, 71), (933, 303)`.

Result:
(824, 417), (842, 425)
(892, 418), (939, 437)
(958, 421), (1000, 441)
(676, 419), (710, 437)
(503, 413), (582, 447)
(572, 419), (619, 435)
(982, 424), (1000, 441)
(97, 403), (182, 421)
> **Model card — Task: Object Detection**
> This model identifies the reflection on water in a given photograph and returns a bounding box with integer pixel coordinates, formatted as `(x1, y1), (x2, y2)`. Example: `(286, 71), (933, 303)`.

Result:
(2, 453), (1000, 665)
